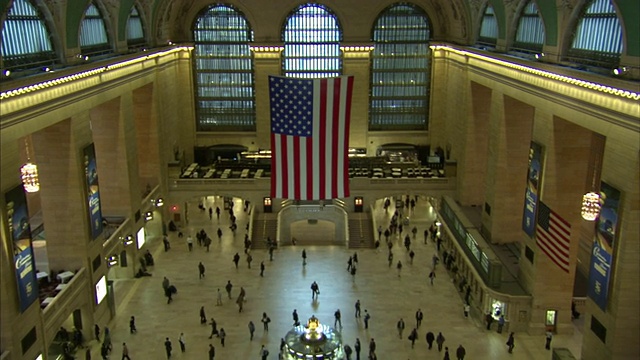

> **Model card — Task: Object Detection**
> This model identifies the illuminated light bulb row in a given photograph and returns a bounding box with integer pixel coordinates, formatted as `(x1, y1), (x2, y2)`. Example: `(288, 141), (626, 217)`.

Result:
(430, 45), (640, 101)
(340, 46), (375, 52)
(249, 46), (284, 52)
(0, 47), (193, 100)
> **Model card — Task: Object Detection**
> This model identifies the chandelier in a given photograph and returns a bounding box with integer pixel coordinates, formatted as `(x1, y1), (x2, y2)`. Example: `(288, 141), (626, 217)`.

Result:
(581, 192), (601, 221)
(20, 138), (40, 193)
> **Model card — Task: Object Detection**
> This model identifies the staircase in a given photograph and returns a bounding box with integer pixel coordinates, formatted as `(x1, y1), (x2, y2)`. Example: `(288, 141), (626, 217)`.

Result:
(348, 213), (375, 249)
(250, 213), (278, 249)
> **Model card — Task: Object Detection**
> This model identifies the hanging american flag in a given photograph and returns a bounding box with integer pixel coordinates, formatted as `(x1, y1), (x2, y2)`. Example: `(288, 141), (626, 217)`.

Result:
(269, 75), (354, 200)
(536, 201), (572, 273)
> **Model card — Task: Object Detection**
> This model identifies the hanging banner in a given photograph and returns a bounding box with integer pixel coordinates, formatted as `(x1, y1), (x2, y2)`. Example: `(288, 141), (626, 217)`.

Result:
(587, 182), (620, 311)
(5, 185), (39, 312)
(83, 143), (104, 240)
(522, 141), (543, 237)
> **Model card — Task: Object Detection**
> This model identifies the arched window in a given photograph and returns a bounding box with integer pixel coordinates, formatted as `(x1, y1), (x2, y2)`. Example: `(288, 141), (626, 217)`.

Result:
(127, 5), (146, 51)
(80, 2), (111, 56)
(1, 0), (56, 71)
(478, 4), (498, 46)
(282, 4), (342, 78)
(193, 5), (255, 131)
(513, 1), (545, 53)
(370, 4), (431, 131)
(567, 0), (622, 67)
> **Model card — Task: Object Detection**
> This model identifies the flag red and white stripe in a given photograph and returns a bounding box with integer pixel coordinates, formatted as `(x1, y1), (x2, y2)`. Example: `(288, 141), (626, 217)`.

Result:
(269, 76), (353, 200)
(536, 201), (572, 272)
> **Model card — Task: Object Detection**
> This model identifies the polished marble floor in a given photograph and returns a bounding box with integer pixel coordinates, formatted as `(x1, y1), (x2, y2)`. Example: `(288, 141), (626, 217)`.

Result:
(87, 196), (583, 359)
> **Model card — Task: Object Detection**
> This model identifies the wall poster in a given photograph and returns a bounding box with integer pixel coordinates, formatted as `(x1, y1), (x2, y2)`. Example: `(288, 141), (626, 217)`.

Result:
(587, 181), (621, 311)
(522, 141), (544, 237)
(5, 185), (39, 311)
(83, 143), (103, 240)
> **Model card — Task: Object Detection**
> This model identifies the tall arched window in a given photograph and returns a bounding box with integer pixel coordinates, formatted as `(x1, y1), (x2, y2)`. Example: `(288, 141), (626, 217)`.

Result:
(282, 4), (342, 78)
(513, 1), (545, 53)
(567, 0), (623, 67)
(127, 5), (146, 51)
(193, 5), (255, 131)
(478, 5), (498, 46)
(1, 0), (56, 72)
(80, 2), (111, 56)
(370, 4), (431, 131)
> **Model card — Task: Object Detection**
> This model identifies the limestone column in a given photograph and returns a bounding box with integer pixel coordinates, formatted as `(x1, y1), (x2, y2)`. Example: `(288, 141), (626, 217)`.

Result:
(482, 95), (534, 244)
(253, 45), (284, 150)
(31, 116), (93, 272)
(525, 115), (595, 335)
(133, 84), (161, 194)
(341, 45), (373, 149)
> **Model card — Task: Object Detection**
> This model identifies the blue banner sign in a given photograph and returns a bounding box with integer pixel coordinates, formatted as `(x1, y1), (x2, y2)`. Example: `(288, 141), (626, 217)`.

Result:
(588, 182), (620, 311)
(83, 144), (103, 240)
(5, 185), (39, 312)
(522, 142), (543, 237)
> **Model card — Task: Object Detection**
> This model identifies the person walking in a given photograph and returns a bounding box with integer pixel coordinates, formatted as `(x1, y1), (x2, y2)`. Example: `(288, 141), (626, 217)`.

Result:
(260, 261), (265, 277)
(292, 309), (299, 326)
(248, 321), (256, 341)
(129, 316), (136, 334)
(208, 318), (218, 339)
(347, 256), (353, 272)
(396, 260), (403, 277)
(486, 313), (494, 330)
(334, 309), (342, 328)
(368, 338), (376, 358)
(354, 338), (361, 360)
(164, 338), (172, 359)
(364, 310), (371, 329)
(94, 324), (100, 341)
(344, 344), (353, 360)
(355, 300), (361, 318)
(436, 332), (445, 351)
(225, 280), (233, 299)
(178, 333), (186, 352)
(121, 342), (131, 360)
(426, 331), (435, 349)
(409, 328), (418, 348)
(216, 289), (223, 306)
(456, 344), (466, 360)
(233, 253), (240, 269)
(497, 315), (505, 333)
(416, 309), (424, 328)
(545, 330), (553, 350)
(302, 249), (307, 266)
(197, 262), (205, 279)
(216, 228), (222, 241)
(443, 346), (451, 360)
(208, 344), (215, 360)
(259, 345), (269, 360)
(208, 207), (213, 220)
(200, 306), (207, 324)
(429, 270), (436, 285)
(246, 252), (253, 268)
(237, 287), (246, 313)
(506, 332), (515, 353)
(397, 318), (405, 338)
(310, 281), (319, 300)
(409, 250), (415, 265)
(388, 251), (393, 267)
(215, 206), (220, 220)
(219, 328), (226, 347)
(463, 303), (470, 318)
(261, 312), (271, 331)
(186, 235), (193, 251)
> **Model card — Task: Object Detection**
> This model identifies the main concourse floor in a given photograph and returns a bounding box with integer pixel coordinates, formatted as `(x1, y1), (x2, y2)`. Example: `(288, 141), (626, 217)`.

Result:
(87, 196), (583, 359)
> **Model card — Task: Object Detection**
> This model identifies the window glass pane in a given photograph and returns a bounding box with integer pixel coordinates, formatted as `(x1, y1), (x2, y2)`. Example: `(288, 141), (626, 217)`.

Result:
(478, 5), (498, 45)
(370, 4), (430, 131)
(568, 0), (622, 67)
(1, 0), (56, 70)
(514, 1), (545, 52)
(127, 5), (146, 49)
(80, 3), (111, 55)
(193, 5), (255, 131)
(282, 4), (342, 78)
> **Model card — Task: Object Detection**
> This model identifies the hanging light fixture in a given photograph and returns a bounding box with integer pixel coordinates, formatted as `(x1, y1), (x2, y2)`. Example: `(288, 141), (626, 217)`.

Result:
(581, 142), (603, 221)
(20, 138), (40, 193)
(581, 192), (601, 221)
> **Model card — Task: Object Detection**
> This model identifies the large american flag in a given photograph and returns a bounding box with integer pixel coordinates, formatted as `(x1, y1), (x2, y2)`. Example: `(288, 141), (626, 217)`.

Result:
(269, 75), (354, 200)
(536, 201), (572, 272)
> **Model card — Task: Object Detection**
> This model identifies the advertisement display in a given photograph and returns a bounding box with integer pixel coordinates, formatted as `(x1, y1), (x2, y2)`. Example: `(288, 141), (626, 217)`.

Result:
(5, 185), (39, 312)
(522, 142), (543, 237)
(136, 227), (146, 249)
(587, 182), (621, 311)
(95, 275), (107, 304)
(83, 143), (104, 240)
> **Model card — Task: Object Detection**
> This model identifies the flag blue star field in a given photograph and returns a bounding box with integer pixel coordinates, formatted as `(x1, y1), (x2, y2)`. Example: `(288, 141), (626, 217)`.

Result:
(269, 76), (354, 200)
(536, 201), (572, 272)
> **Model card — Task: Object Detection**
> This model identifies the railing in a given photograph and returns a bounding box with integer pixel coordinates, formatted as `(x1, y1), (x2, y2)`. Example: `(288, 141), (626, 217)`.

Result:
(0, 351), (10, 360)
(102, 218), (131, 255)
(42, 268), (89, 343)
